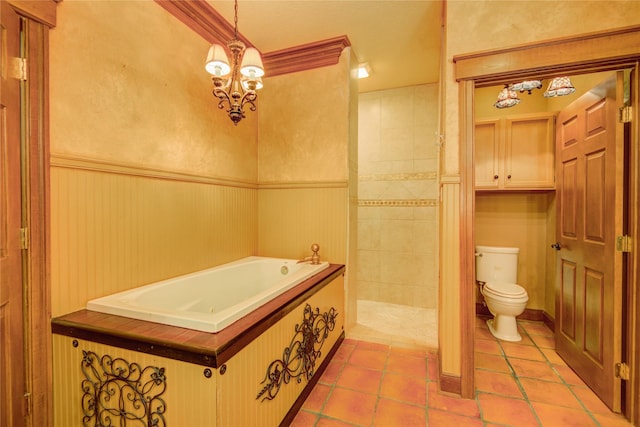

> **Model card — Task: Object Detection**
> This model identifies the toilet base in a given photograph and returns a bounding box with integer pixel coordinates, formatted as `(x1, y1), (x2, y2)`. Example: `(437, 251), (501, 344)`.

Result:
(487, 317), (522, 342)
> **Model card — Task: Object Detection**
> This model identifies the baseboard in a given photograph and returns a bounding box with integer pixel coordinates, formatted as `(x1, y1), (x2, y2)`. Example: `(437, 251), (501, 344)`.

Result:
(542, 311), (555, 332)
(439, 373), (462, 395)
(475, 302), (554, 327)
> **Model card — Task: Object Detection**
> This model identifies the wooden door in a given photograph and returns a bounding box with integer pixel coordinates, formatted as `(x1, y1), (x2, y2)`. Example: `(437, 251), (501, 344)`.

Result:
(0, 2), (26, 425)
(555, 74), (624, 412)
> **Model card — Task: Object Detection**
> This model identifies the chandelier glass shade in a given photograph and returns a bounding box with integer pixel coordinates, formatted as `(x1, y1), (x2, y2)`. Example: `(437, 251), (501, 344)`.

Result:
(494, 77), (576, 108)
(205, 0), (264, 125)
(494, 85), (521, 109)
(543, 76), (576, 98)
(510, 80), (542, 94)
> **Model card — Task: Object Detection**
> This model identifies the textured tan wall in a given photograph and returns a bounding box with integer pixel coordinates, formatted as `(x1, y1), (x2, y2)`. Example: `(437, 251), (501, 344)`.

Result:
(50, 0), (258, 180)
(440, 1), (640, 376)
(257, 52), (351, 184)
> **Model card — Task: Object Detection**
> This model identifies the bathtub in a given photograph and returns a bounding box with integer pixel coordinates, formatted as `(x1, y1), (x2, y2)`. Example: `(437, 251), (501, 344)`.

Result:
(86, 256), (330, 333)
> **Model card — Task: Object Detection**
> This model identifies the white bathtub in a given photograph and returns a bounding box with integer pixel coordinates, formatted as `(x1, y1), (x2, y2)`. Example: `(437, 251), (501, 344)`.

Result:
(86, 256), (330, 333)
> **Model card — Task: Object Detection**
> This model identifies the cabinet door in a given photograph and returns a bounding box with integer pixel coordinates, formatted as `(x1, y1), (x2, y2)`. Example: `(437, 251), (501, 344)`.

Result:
(474, 119), (501, 189)
(504, 113), (555, 189)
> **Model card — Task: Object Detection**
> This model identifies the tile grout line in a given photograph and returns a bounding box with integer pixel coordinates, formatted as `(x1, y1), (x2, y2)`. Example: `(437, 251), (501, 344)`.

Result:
(519, 322), (604, 427)
(311, 343), (354, 426)
(491, 326), (545, 427)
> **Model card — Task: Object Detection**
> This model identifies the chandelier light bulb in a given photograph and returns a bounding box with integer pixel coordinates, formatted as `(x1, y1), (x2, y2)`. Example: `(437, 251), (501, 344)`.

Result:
(205, 44), (231, 76)
(240, 47), (265, 78)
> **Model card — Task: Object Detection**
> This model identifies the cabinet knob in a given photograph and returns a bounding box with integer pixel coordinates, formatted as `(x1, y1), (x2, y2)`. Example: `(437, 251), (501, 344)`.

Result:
(493, 174), (499, 180)
(507, 174), (512, 179)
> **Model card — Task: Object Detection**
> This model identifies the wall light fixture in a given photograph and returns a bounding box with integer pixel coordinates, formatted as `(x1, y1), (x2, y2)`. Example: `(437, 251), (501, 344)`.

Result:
(494, 77), (576, 108)
(543, 76), (576, 98)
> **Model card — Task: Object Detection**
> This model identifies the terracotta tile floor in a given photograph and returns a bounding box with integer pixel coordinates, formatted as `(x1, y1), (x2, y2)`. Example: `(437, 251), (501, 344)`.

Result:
(291, 318), (634, 427)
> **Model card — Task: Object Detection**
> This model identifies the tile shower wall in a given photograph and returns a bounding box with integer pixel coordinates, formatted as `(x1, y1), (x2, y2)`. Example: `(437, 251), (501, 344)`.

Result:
(357, 84), (439, 309)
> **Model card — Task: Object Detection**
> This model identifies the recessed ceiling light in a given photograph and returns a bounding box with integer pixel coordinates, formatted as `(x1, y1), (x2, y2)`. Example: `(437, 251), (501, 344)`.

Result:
(357, 63), (372, 79)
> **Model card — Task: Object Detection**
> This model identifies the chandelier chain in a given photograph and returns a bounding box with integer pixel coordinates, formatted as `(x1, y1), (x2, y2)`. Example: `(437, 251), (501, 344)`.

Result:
(233, 0), (239, 40)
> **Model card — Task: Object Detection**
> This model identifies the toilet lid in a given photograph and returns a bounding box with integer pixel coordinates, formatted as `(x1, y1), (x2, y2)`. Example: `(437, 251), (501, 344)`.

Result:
(484, 282), (528, 298)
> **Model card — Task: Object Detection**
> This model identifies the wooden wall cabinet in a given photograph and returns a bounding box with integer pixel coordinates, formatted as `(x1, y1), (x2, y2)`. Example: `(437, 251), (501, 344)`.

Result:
(475, 112), (556, 190)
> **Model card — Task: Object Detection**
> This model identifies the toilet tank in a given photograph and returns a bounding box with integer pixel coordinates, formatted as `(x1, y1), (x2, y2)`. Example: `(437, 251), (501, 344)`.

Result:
(475, 245), (519, 284)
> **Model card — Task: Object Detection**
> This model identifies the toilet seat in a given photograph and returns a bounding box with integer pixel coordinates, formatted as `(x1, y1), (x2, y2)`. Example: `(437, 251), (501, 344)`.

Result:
(483, 282), (528, 301)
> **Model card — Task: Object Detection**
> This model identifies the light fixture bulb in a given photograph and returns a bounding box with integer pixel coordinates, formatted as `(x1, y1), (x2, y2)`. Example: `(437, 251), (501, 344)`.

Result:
(241, 77), (263, 91)
(240, 47), (265, 78)
(205, 44), (231, 76)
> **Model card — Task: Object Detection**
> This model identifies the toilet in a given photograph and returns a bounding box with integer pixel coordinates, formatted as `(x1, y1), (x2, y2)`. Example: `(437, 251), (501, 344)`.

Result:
(475, 245), (529, 342)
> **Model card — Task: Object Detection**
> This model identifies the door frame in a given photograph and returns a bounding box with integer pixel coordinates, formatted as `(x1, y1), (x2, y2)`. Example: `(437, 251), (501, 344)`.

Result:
(454, 26), (640, 424)
(4, 1), (56, 425)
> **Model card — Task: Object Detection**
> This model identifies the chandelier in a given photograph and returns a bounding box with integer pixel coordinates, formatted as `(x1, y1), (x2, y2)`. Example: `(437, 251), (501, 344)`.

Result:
(205, 0), (264, 125)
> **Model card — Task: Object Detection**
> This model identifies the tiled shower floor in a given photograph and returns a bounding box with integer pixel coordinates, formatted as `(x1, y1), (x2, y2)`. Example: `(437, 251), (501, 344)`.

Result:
(291, 317), (633, 426)
(348, 300), (437, 349)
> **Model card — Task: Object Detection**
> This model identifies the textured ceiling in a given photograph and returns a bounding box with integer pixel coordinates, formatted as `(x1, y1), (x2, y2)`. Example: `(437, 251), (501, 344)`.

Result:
(206, 1), (443, 93)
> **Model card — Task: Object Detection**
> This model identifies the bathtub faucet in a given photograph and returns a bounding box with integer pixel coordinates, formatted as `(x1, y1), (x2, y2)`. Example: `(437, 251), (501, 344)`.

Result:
(298, 243), (321, 265)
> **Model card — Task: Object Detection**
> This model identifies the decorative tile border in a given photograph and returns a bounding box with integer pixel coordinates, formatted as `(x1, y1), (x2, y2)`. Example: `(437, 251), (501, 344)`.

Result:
(359, 172), (438, 182)
(358, 199), (438, 207)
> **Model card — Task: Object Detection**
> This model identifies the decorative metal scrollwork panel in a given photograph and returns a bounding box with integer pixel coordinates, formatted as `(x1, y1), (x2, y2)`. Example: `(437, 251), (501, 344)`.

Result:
(257, 303), (338, 401)
(80, 350), (167, 427)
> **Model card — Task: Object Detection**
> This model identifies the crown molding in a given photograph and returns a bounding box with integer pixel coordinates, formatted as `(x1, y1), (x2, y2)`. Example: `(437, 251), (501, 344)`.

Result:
(262, 36), (351, 77)
(154, 0), (350, 77)
(154, 0), (254, 48)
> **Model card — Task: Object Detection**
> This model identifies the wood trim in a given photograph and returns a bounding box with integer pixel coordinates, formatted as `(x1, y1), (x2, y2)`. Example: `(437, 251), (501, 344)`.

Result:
(23, 16), (53, 427)
(542, 311), (555, 333)
(50, 153), (258, 189)
(154, 0), (254, 48)
(628, 62), (640, 427)
(154, 0), (350, 77)
(439, 373), (462, 395)
(51, 153), (347, 190)
(7, 0), (57, 27)
(459, 80), (475, 399)
(52, 265), (345, 368)
(259, 180), (348, 189)
(262, 36), (351, 78)
(454, 25), (640, 86)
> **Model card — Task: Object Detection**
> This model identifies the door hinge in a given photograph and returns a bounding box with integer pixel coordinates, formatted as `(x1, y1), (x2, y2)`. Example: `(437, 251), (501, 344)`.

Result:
(615, 235), (631, 252)
(615, 362), (630, 380)
(23, 392), (32, 415)
(619, 105), (632, 123)
(20, 227), (28, 250)
(9, 57), (27, 81)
